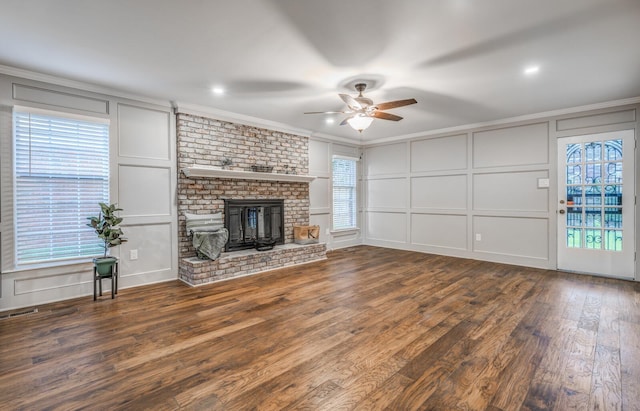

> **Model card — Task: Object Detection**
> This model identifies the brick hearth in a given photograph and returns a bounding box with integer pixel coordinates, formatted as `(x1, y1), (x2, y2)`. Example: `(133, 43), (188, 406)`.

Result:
(179, 243), (327, 286)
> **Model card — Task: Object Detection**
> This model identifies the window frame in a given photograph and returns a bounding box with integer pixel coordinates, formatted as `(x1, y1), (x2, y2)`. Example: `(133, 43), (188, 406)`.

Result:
(331, 155), (359, 232)
(11, 106), (111, 269)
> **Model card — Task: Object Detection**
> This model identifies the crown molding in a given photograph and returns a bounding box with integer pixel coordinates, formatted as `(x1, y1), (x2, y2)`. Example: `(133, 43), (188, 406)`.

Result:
(364, 96), (640, 146)
(308, 131), (362, 146)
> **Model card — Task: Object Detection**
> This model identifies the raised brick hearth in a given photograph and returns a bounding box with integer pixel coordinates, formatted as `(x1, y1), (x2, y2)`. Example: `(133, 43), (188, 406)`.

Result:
(179, 243), (327, 285)
(176, 112), (326, 285)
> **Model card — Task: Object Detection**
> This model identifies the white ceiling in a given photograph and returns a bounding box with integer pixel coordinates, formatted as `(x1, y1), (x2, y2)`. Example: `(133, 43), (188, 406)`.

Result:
(1, 0), (639, 142)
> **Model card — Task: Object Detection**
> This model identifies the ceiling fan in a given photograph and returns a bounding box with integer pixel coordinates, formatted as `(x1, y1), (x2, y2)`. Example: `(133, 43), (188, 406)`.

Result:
(305, 83), (417, 132)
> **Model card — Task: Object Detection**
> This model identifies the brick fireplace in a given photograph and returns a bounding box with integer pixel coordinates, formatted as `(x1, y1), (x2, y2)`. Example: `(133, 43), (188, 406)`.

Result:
(176, 112), (326, 285)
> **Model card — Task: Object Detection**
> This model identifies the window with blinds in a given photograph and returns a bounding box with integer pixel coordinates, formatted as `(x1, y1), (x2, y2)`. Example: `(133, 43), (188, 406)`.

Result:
(332, 157), (357, 230)
(13, 109), (110, 265)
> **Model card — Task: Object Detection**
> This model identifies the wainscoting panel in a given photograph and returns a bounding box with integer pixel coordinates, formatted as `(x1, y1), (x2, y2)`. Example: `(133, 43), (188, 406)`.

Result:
(411, 213), (467, 250)
(473, 122), (548, 168)
(473, 215), (548, 260)
(411, 175), (467, 210)
(365, 142), (407, 176)
(118, 104), (171, 160)
(12, 83), (109, 114)
(411, 134), (467, 172)
(367, 178), (407, 209)
(366, 212), (407, 243)
(473, 170), (549, 212)
(556, 108), (636, 131)
(14, 267), (89, 295)
(118, 165), (172, 217)
(309, 177), (329, 212)
(118, 223), (173, 280)
(309, 139), (330, 175)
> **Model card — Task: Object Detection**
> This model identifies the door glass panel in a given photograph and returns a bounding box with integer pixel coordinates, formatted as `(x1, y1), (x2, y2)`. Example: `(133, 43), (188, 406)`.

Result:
(567, 207), (582, 226)
(585, 142), (602, 161)
(584, 185), (602, 205)
(567, 165), (582, 184)
(604, 185), (622, 202)
(567, 143), (582, 163)
(604, 208), (622, 229)
(585, 163), (602, 183)
(604, 230), (622, 251)
(604, 139), (622, 161)
(585, 229), (602, 249)
(567, 228), (582, 248)
(605, 162), (622, 183)
(585, 212), (601, 228)
(564, 138), (623, 252)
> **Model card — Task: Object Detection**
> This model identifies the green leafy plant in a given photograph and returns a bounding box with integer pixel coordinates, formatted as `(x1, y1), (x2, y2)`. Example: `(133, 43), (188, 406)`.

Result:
(87, 203), (127, 258)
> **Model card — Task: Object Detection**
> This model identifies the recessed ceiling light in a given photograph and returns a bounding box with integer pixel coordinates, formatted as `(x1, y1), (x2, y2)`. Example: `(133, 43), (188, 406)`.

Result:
(212, 86), (225, 95)
(524, 66), (540, 75)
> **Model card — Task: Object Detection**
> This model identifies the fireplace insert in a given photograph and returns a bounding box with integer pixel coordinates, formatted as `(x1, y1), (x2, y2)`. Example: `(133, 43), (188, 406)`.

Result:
(224, 199), (284, 251)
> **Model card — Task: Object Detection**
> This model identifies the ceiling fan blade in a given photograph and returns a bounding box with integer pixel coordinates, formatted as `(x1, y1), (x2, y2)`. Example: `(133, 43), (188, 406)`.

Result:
(339, 117), (352, 126)
(339, 94), (363, 110)
(304, 111), (349, 114)
(375, 98), (417, 111)
(372, 111), (403, 121)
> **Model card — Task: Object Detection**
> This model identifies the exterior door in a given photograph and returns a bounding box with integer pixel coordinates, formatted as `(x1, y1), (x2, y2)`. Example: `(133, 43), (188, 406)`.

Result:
(557, 130), (635, 279)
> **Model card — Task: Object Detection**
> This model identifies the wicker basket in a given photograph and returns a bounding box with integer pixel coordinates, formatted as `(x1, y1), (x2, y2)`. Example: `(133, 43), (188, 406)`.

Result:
(294, 225), (320, 244)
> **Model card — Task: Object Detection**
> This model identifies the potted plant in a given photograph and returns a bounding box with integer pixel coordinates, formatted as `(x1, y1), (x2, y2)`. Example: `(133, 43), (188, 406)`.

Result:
(87, 202), (127, 275)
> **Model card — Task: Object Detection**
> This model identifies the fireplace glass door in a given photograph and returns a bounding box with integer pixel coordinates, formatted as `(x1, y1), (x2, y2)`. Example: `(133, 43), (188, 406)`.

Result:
(224, 199), (284, 251)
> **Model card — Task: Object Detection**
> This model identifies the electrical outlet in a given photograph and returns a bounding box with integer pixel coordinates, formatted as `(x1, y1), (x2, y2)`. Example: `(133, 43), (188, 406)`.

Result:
(325, 228), (330, 236)
(475, 233), (482, 241)
(130, 249), (138, 260)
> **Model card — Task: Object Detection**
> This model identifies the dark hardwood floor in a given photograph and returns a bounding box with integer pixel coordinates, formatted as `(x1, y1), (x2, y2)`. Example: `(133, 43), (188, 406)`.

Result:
(1, 246), (639, 410)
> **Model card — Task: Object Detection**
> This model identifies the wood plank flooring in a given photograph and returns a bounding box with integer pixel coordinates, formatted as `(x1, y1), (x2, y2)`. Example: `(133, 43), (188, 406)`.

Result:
(1, 245), (639, 410)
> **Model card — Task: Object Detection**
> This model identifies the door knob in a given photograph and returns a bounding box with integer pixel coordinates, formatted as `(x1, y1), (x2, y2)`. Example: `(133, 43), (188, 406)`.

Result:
(559, 209), (566, 214)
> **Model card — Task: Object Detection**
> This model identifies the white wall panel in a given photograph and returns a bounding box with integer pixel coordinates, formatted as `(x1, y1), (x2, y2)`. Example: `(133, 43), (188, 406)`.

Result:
(118, 104), (171, 160)
(411, 134), (467, 172)
(309, 139), (330, 175)
(473, 216), (548, 259)
(310, 177), (329, 212)
(12, 83), (109, 114)
(556, 109), (636, 131)
(333, 143), (360, 159)
(473, 123), (548, 168)
(411, 213), (467, 250)
(14, 269), (88, 295)
(367, 212), (406, 243)
(119, 223), (173, 277)
(411, 175), (467, 210)
(474, 171), (549, 212)
(118, 165), (171, 216)
(367, 178), (407, 209)
(366, 143), (406, 176)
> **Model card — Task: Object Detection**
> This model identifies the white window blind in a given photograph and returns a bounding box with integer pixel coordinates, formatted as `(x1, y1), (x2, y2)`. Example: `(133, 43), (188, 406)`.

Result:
(332, 157), (357, 230)
(13, 109), (110, 265)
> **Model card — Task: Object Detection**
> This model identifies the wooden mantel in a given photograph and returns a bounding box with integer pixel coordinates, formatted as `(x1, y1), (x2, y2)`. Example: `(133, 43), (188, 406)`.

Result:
(181, 165), (316, 183)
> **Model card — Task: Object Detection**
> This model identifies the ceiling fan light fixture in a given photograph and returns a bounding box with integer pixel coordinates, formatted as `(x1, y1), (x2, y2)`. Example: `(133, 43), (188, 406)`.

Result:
(347, 114), (374, 132)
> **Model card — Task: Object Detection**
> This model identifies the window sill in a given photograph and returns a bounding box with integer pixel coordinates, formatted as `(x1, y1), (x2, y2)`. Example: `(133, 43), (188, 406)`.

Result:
(330, 228), (360, 237)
